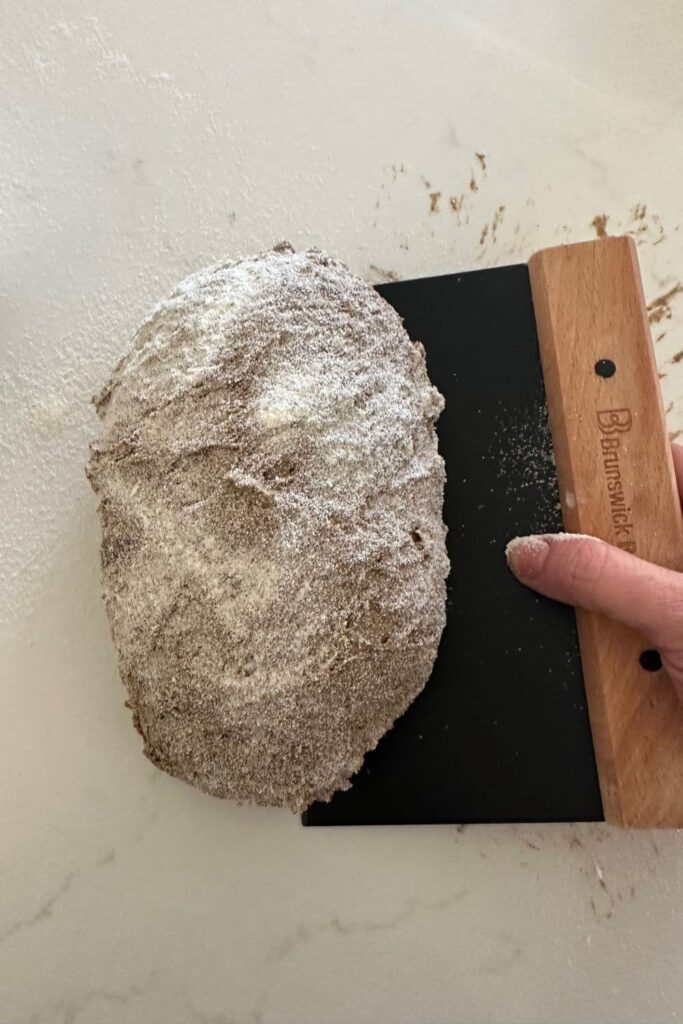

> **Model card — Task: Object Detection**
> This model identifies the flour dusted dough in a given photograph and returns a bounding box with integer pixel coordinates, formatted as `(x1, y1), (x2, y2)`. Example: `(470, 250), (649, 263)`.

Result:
(87, 244), (449, 811)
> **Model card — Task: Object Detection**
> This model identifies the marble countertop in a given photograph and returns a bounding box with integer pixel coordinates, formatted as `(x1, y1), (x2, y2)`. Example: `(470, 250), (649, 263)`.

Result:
(3, 3), (683, 1022)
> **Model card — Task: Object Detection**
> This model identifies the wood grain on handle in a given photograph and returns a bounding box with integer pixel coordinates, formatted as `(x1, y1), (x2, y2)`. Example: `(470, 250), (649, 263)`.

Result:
(528, 236), (683, 828)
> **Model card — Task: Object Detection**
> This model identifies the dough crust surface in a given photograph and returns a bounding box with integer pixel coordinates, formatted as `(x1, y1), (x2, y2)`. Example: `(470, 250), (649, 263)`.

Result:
(88, 245), (449, 810)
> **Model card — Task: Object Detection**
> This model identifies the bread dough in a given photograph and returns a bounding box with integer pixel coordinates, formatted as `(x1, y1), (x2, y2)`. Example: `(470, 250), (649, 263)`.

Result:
(87, 244), (448, 811)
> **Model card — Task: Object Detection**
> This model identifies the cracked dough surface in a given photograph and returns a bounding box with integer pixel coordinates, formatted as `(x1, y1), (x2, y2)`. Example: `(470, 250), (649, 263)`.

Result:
(87, 244), (449, 810)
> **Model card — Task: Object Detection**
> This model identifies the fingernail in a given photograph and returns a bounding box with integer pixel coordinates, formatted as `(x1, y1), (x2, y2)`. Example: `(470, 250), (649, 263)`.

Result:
(505, 535), (550, 581)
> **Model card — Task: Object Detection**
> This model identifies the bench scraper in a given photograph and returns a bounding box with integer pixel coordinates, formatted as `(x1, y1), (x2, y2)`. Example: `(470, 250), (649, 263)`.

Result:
(303, 237), (683, 829)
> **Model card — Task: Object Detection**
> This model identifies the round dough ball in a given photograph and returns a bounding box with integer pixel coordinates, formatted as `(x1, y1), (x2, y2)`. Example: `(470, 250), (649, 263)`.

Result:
(87, 244), (448, 811)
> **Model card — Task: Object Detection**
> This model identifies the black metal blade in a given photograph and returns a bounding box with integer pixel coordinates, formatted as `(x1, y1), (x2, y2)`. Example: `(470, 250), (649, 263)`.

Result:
(303, 264), (603, 825)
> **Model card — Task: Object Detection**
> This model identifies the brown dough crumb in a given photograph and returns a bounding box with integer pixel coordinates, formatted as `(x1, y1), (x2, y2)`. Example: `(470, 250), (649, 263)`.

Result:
(647, 283), (683, 324)
(591, 214), (609, 238)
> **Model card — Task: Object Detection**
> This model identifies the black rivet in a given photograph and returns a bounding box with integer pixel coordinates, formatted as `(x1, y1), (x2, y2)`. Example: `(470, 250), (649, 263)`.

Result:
(639, 649), (662, 672)
(595, 359), (616, 378)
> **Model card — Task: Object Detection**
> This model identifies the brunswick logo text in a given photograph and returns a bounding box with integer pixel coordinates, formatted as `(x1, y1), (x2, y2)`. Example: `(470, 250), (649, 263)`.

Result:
(596, 408), (636, 553)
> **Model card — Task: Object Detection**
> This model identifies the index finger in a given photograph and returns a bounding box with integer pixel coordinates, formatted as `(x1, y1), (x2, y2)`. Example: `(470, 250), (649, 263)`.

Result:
(506, 533), (683, 650)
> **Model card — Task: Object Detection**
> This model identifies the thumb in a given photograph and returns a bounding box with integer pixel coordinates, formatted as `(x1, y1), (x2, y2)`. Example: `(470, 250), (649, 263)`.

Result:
(505, 533), (683, 694)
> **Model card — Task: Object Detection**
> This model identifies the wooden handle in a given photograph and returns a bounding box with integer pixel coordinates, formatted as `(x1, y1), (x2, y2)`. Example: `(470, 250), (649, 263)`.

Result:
(528, 236), (683, 828)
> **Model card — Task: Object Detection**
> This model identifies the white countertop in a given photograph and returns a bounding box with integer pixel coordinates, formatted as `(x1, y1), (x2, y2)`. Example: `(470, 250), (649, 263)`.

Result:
(3, 3), (683, 1022)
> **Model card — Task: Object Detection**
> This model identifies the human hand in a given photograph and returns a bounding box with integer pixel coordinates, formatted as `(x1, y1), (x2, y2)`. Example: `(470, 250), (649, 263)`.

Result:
(505, 443), (683, 703)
